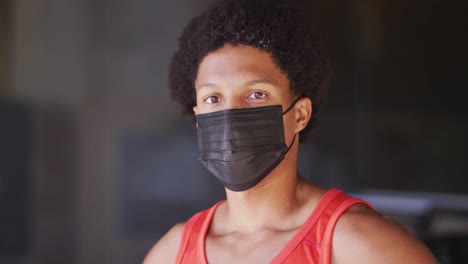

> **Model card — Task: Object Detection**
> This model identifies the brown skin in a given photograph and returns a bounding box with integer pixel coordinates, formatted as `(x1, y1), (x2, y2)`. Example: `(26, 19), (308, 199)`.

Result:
(144, 44), (438, 264)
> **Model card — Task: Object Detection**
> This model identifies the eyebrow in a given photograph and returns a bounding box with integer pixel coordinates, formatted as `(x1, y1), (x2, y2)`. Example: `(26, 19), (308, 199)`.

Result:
(196, 83), (218, 90)
(197, 79), (276, 90)
(244, 79), (276, 87)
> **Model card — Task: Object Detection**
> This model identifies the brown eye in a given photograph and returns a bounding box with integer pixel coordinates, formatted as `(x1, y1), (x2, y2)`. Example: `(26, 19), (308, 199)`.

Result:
(248, 91), (267, 100)
(205, 95), (221, 104)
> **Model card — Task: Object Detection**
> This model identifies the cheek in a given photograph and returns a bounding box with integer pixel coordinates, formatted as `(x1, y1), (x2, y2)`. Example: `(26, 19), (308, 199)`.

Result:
(194, 94), (202, 107)
(282, 114), (297, 141)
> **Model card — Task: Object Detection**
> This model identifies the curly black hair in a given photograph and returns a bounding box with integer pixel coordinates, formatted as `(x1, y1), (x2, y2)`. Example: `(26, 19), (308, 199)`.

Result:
(169, 0), (331, 142)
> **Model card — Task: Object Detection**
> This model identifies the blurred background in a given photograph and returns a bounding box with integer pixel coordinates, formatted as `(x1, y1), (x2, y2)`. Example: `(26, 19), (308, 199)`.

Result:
(1, 0), (467, 263)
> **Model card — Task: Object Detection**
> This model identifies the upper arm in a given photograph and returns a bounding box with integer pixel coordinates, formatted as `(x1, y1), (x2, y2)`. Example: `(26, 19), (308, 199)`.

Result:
(331, 205), (438, 264)
(143, 222), (185, 264)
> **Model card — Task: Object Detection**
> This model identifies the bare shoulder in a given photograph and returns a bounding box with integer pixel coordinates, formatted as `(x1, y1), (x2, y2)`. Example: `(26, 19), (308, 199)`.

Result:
(143, 222), (186, 264)
(332, 204), (438, 264)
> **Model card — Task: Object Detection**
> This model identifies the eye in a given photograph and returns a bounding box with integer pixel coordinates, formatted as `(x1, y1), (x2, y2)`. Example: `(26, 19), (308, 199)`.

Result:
(204, 95), (221, 104)
(248, 91), (267, 100)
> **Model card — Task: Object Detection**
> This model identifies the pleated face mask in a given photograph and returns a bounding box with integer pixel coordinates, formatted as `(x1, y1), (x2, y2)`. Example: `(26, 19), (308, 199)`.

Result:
(195, 101), (298, 192)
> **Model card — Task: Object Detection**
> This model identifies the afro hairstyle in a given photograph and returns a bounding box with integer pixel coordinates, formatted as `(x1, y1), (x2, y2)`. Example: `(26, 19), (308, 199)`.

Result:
(169, 0), (331, 142)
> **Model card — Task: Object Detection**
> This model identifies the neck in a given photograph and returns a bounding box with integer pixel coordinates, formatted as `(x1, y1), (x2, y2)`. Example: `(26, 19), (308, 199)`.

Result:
(223, 155), (307, 234)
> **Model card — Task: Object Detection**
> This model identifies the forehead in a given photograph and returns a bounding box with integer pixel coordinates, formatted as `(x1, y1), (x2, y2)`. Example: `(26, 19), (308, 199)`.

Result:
(195, 44), (289, 90)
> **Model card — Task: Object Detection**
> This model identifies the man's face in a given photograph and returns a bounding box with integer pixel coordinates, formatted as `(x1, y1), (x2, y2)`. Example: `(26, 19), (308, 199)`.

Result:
(193, 43), (297, 143)
(194, 44), (293, 114)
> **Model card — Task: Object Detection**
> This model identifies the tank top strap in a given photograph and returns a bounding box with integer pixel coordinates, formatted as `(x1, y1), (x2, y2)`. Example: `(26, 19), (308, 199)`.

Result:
(272, 189), (373, 264)
(174, 211), (202, 264)
(175, 200), (225, 264)
(271, 188), (343, 263)
(318, 191), (373, 264)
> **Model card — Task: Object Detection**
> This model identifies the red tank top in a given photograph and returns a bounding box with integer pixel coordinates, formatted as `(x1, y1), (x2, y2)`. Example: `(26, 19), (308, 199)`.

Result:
(175, 188), (372, 264)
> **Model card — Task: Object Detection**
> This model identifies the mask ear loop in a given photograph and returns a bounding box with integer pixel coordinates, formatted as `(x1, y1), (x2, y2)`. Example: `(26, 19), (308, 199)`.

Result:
(285, 133), (297, 154)
(282, 96), (303, 115)
(282, 97), (303, 154)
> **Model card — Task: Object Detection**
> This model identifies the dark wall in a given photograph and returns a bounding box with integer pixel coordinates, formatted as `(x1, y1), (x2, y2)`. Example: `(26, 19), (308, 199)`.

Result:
(0, 100), (32, 257)
(1, 1), (467, 263)
(0, 0), (10, 94)
(295, 0), (468, 194)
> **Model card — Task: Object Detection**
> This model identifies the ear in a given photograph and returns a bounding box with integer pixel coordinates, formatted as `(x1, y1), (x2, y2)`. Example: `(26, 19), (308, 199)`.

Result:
(294, 97), (312, 134)
(193, 105), (199, 128)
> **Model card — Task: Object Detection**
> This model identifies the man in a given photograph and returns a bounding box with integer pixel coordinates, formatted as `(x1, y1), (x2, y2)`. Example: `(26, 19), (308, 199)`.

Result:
(144, 0), (438, 263)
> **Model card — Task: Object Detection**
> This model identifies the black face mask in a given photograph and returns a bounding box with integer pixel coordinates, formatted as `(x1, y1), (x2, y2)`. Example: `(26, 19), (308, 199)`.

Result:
(195, 100), (298, 192)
